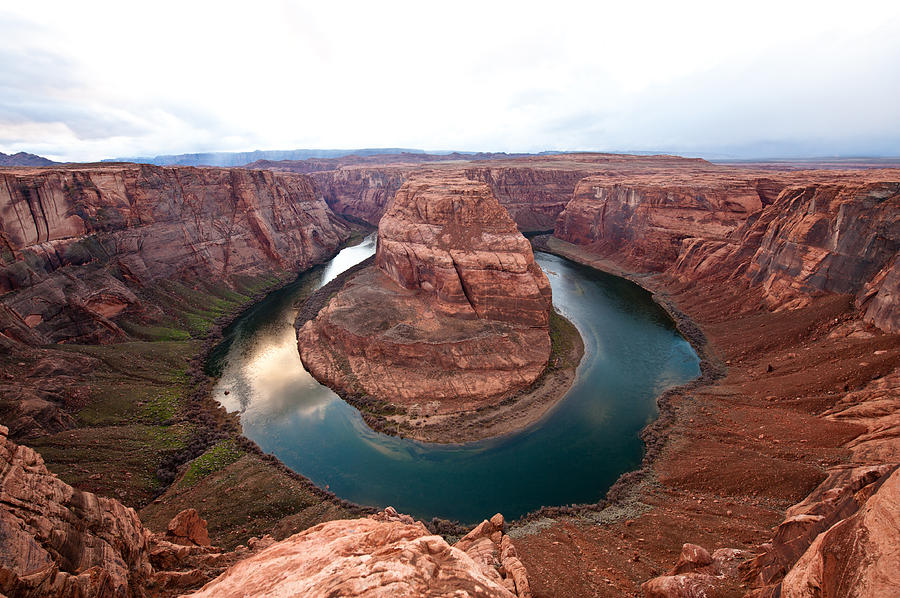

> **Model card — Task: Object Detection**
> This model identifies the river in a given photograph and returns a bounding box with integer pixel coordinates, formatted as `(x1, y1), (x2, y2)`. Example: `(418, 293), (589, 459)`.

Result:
(210, 234), (700, 523)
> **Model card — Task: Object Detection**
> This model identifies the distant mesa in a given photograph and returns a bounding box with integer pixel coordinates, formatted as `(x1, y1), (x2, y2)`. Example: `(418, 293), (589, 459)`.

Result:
(0, 151), (56, 167)
(104, 148), (522, 168)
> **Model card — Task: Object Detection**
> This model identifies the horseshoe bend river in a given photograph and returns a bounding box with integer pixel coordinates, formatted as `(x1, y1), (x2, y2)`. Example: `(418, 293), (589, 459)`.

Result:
(209, 234), (700, 524)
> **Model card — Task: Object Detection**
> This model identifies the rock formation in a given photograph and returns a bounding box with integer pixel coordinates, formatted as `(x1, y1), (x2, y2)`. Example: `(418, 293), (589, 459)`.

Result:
(0, 164), (351, 344)
(741, 464), (899, 597)
(375, 173), (552, 326)
(554, 172), (781, 272)
(187, 508), (531, 598)
(775, 467), (899, 598)
(297, 172), (553, 411)
(5, 421), (527, 598)
(0, 422), (152, 596)
(310, 165), (411, 225)
(741, 182), (900, 331)
(641, 543), (751, 598)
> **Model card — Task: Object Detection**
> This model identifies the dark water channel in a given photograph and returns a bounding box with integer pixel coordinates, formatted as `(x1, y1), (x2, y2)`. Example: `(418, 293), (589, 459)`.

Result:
(210, 234), (700, 523)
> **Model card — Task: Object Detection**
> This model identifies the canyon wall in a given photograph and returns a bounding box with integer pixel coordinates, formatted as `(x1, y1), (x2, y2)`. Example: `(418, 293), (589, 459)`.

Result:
(310, 166), (411, 225)
(555, 172), (900, 333)
(304, 154), (715, 231)
(0, 165), (351, 344)
(554, 173), (780, 272)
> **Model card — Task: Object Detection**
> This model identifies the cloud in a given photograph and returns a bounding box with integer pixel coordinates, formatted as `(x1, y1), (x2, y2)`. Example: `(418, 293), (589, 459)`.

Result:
(0, 1), (898, 161)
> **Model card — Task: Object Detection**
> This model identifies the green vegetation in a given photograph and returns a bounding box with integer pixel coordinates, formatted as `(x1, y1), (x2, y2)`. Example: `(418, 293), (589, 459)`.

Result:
(549, 309), (581, 369)
(179, 439), (245, 488)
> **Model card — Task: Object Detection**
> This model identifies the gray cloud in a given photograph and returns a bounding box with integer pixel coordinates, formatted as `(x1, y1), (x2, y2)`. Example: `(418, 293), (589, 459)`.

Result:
(1, 3), (898, 161)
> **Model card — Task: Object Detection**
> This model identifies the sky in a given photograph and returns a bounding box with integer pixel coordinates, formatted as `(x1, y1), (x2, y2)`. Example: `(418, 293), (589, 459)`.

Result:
(2, 0), (899, 162)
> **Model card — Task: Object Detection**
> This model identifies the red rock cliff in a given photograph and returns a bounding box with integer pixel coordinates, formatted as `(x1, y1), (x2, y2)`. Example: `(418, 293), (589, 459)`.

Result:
(187, 508), (532, 598)
(376, 172), (552, 326)
(554, 172), (784, 272)
(554, 169), (900, 333)
(0, 164), (351, 343)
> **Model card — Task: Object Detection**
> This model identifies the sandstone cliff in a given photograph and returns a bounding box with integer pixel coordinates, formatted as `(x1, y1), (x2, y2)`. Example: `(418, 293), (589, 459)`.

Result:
(555, 171), (900, 333)
(0, 164), (351, 344)
(298, 172), (553, 415)
(376, 173), (552, 326)
(0, 423), (153, 596)
(310, 165), (411, 225)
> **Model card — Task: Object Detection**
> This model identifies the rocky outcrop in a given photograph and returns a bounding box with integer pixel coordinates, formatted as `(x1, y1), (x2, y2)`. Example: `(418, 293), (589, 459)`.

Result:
(776, 467), (900, 598)
(0, 164), (351, 343)
(186, 508), (531, 598)
(0, 423), (153, 596)
(165, 509), (211, 547)
(376, 173), (552, 326)
(641, 544), (751, 598)
(743, 465), (899, 598)
(741, 182), (900, 330)
(298, 172), (552, 409)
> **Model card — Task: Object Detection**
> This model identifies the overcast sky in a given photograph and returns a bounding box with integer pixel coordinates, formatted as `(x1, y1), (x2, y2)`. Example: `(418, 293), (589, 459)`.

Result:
(2, 0), (899, 161)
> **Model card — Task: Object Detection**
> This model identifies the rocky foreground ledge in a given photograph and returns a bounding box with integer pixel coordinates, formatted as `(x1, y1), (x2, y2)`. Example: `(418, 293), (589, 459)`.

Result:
(298, 171), (583, 442)
(0, 423), (532, 597)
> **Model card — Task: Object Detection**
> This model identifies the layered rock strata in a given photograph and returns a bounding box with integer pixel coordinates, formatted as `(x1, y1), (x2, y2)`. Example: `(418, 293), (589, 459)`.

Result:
(298, 172), (552, 410)
(0, 424), (152, 595)
(0, 164), (351, 344)
(187, 508), (532, 598)
(305, 153), (716, 230)
(556, 172), (900, 333)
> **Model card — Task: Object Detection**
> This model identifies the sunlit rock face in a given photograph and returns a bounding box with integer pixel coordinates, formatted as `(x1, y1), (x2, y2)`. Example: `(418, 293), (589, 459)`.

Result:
(555, 169), (900, 333)
(376, 172), (552, 326)
(186, 509), (532, 598)
(298, 172), (552, 409)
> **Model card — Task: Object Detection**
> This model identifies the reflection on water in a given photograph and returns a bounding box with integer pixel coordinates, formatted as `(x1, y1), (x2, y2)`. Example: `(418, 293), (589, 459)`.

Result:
(214, 233), (378, 420)
(210, 239), (700, 523)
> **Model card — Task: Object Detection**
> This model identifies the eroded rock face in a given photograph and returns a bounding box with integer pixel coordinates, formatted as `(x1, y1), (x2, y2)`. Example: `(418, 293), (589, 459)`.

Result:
(554, 170), (900, 333)
(298, 172), (552, 408)
(308, 153), (715, 231)
(0, 424), (152, 596)
(166, 509), (211, 547)
(742, 182), (900, 330)
(0, 164), (351, 343)
(641, 544), (751, 598)
(185, 508), (531, 598)
(376, 173), (552, 326)
(743, 464), (898, 596)
(555, 173), (781, 272)
(311, 166), (412, 225)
